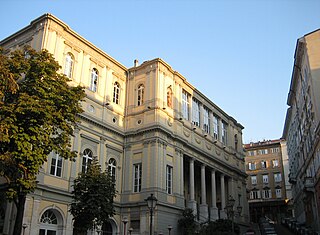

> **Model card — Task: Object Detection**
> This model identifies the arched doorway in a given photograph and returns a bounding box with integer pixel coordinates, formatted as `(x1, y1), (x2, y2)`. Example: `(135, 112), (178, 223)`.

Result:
(102, 219), (117, 235)
(39, 209), (63, 235)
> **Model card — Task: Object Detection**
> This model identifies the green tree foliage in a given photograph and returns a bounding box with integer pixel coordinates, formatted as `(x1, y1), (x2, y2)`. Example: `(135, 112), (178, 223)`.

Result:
(199, 219), (240, 235)
(0, 46), (85, 235)
(70, 157), (116, 234)
(178, 208), (198, 235)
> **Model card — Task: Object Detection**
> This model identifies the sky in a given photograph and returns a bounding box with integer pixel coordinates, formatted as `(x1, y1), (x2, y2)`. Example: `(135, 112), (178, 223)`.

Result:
(1, 0), (319, 143)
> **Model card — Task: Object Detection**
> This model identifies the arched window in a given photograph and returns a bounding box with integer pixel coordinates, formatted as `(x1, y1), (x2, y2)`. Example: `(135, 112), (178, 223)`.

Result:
(113, 82), (120, 104)
(108, 158), (117, 181)
(39, 209), (60, 235)
(64, 53), (74, 78)
(167, 87), (172, 108)
(90, 68), (98, 92)
(82, 149), (93, 173)
(137, 84), (144, 106)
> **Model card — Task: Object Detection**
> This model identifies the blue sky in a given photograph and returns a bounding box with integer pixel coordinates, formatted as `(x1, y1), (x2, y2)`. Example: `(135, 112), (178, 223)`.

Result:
(1, 0), (319, 143)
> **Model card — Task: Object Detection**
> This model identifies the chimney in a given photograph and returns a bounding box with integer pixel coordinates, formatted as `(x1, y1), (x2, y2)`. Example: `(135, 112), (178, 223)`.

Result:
(134, 59), (139, 67)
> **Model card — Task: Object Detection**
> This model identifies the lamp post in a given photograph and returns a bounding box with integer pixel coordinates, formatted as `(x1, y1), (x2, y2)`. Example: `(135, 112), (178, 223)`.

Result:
(145, 193), (158, 235)
(167, 225), (173, 235)
(128, 227), (133, 235)
(122, 217), (128, 235)
(22, 223), (27, 235)
(225, 195), (242, 235)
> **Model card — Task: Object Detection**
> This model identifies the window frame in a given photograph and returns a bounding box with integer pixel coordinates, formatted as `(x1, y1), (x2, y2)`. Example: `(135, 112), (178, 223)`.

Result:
(50, 153), (63, 177)
(263, 174), (269, 184)
(203, 106), (210, 134)
(113, 82), (120, 105)
(82, 149), (93, 173)
(108, 158), (117, 182)
(90, 68), (99, 92)
(182, 90), (190, 120)
(64, 53), (74, 78)
(133, 163), (142, 192)
(137, 84), (144, 106)
(166, 165), (173, 194)
(192, 98), (200, 127)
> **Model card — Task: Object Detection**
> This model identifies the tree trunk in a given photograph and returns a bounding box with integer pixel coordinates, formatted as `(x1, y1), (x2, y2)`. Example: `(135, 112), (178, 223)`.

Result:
(13, 193), (26, 235)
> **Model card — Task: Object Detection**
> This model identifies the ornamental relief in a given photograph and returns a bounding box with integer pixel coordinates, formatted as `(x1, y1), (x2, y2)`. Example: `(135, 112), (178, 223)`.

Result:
(183, 129), (190, 137)
(195, 137), (201, 144)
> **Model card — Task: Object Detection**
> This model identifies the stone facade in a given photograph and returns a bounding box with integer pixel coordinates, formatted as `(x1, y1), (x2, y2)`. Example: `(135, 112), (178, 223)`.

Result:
(283, 29), (320, 232)
(0, 13), (249, 235)
(244, 139), (292, 223)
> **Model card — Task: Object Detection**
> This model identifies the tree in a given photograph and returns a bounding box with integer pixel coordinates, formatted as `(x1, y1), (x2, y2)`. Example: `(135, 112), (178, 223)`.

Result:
(199, 219), (240, 235)
(0, 46), (85, 235)
(70, 157), (116, 234)
(178, 208), (198, 235)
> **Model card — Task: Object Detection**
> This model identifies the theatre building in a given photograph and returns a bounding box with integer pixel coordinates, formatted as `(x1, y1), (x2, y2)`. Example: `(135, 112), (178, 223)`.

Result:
(0, 14), (249, 235)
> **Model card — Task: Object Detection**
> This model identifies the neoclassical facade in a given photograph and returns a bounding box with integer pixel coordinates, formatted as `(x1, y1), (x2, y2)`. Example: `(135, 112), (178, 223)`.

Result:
(0, 14), (249, 235)
(283, 29), (320, 232)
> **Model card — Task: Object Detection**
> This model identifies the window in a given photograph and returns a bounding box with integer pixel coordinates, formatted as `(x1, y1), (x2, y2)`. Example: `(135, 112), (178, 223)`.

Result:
(182, 90), (190, 120)
(167, 87), (172, 108)
(263, 174), (269, 184)
(221, 121), (227, 145)
(39, 209), (58, 235)
(137, 84), (144, 106)
(90, 68), (98, 92)
(262, 189), (271, 199)
(251, 175), (257, 185)
(64, 53), (74, 78)
(258, 149), (267, 155)
(248, 162), (256, 170)
(271, 148), (279, 153)
(82, 149), (93, 173)
(276, 188), (282, 198)
(261, 160), (267, 169)
(213, 115), (219, 140)
(274, 173), (282, 182)
(50, 153), (63, 177)
(234, 134), (238, 151)
(166, 165), (173, 194)
(203, 107), (210, 134)
(249, 151), (255, 156)
(250, 190), (261, 199)
(192, 98), (200, 126)
(272, 159), (279, 167)
(108, 158), (117, 181)
(133, 163), (142, 192)
(113, 82), (120, 104)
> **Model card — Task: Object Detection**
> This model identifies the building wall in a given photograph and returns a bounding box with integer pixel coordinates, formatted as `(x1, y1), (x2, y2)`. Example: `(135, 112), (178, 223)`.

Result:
(283, 29), (320, 231)
(244, 139), (290, 223)
(0, 13), (249, 235)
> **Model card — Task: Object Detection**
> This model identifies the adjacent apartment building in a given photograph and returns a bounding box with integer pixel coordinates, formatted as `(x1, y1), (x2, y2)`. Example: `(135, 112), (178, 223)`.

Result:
(244, 139), (291, 223)
(283, 29), (320, 232)
(0, 14), (249, 235)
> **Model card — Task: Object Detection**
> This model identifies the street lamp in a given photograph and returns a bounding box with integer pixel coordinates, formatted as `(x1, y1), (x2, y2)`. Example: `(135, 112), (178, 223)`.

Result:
(167, 225), (173, 235)
(145, 193), (158, 235)
(122, 217), (128, 235)
(225, 195), (236, 235)
(128, 227), (133, 235)
(22, 223), (28, 235)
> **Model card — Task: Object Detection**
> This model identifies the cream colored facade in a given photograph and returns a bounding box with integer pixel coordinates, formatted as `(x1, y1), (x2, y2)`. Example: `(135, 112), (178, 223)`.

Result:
(0, 14), (249, 235)
(283, 29), (320, 232)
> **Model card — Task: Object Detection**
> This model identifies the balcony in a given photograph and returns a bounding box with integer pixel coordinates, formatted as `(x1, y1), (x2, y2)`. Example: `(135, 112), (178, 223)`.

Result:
(303, 177), (315, 192)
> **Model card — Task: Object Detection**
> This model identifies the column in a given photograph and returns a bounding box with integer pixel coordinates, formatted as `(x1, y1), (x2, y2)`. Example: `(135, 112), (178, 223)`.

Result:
(188, 158), (197, 212)
(200, 164), (208, 222)
(210, 170), (219, 220)
(69, 127), (80, 191)
(220, 174), (227, 219)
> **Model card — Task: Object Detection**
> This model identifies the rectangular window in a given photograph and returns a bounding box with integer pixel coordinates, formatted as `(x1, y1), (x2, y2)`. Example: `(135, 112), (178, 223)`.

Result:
(261, 160), (267, 169)
(182, 90), (190, 120)
(263, 189), (271, 199)
(251, 175), (257, 185)
(274, 173), (282, 182)
(203, 106), (210, 134)
(50, 153), (63, 177)
(263, 174), (269, 183)
(166, 165), (173, 194)
(213, 115), (219, 140)
(192, 98), (200, 126)
(249, 151), (255, 156)
(272, 159), (279, 167)
(250, 190), (260, 199)
(276, 189), (282, 198)
(221, 121), (228, 145)
(133, 163), (142, 192)
(248, 162), (256, 170)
